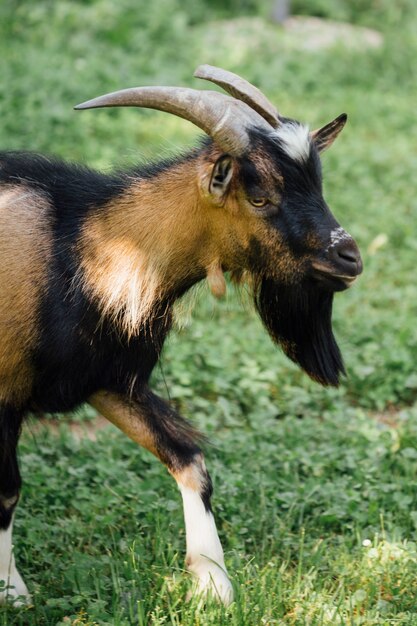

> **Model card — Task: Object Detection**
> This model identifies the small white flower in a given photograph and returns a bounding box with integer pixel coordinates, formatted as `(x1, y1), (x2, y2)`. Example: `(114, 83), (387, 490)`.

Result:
(362, 539), (372, 547)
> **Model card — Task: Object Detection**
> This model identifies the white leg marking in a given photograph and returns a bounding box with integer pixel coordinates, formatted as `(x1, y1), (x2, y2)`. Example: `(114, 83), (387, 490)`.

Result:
(0, 516), (30, 606)
(180, 485), (233, 605)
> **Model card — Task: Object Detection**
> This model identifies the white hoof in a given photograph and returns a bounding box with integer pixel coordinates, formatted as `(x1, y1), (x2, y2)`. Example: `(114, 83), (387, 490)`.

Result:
(0, 568), (31, 606)
(189, 558), (234, 606)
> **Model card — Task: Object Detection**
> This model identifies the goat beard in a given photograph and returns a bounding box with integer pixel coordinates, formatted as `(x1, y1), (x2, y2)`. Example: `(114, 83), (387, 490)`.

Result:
(254, 276), (345, 386)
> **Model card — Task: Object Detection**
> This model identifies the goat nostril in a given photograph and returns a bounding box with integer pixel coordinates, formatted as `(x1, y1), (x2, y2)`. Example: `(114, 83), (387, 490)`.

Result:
(329, 241), (362, 275)
(337, 247), (359, 264)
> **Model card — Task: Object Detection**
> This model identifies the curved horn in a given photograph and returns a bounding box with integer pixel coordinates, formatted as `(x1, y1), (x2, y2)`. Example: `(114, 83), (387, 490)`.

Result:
(194, 64), (279, 129)
(75, 86), (272, 155)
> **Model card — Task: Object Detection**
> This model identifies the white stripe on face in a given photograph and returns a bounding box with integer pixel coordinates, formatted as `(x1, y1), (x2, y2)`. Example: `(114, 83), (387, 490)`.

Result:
(179, 485), (233, 605)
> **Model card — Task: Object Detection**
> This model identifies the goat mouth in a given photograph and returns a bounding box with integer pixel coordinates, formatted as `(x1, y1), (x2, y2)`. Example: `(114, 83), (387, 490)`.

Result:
(311, 264), (357, 292)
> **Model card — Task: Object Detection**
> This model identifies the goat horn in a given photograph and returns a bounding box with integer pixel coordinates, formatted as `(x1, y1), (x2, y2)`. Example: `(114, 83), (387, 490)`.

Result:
(194, 64), (280, 129)
(74, 86), (272, 155)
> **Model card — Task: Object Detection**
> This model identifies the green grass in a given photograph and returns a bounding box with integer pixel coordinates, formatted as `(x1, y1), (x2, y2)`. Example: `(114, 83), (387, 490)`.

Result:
(1, 0), (417, 623)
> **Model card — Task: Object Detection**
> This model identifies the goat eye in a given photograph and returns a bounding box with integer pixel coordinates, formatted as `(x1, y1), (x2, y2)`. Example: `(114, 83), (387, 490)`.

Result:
(249, 197), (268, 207)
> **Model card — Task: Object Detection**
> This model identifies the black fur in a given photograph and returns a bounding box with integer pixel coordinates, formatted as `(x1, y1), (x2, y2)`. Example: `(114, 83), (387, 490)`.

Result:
(0, 131), (354, 541)
(128, 389), (213, 511)
(0, 152), (205, 531)
(0, 151), (126, 232)
(0, 406), (23, 530)
(0, 151), (202, 415)
(130, 388), (205, 468)
(239, 128), (346, 385)
(254, 276), (345, 386)
(0, 149), (201, 245)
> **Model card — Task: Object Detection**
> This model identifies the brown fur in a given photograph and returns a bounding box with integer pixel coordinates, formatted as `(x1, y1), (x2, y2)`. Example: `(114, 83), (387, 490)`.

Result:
(89, 390), (159, 456)
(304, 232), (322, 250)
(77, 145), (307, 335)
(0, 185), (52, 405)
(78, 159), (212, 336)
(78, 151), (272, 333)
(248, 149), (284, 198)
(206, 260), (226, 298)
(89, 390), (205, 473)
(171, 454), (207, 491)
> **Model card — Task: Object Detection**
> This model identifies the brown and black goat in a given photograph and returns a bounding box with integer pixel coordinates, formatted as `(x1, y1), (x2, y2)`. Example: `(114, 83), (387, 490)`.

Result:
(0, 65), (362, 605)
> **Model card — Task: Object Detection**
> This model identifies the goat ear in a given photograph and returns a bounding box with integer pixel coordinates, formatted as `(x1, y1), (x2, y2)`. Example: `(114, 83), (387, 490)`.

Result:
(311, 113), (347, 153)
(209, 155), (234, 201)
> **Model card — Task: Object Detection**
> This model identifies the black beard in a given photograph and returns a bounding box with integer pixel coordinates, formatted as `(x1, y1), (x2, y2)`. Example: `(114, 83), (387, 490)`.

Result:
(254, 276), (345, 386)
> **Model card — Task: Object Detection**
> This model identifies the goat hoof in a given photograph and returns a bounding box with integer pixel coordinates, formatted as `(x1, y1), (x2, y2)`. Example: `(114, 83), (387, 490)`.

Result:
(187, 562), (234, 606)
(0, 570), (31, 607)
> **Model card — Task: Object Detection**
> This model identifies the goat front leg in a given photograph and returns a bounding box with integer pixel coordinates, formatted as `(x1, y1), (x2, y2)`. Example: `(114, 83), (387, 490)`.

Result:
(89, 388), (233, 605)
(0, 405), (30, 605)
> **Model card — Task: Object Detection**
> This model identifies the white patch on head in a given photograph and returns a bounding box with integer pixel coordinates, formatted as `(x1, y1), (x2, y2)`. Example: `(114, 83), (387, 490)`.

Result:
(274, 122), (311, 162)
(0, 517), (30, 606)
(328, 226), (351, 249)
(179, 485), (233, 605)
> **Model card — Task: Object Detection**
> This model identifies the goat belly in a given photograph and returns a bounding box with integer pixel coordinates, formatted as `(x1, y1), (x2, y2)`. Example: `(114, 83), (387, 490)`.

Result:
(29, 303), (170, 414)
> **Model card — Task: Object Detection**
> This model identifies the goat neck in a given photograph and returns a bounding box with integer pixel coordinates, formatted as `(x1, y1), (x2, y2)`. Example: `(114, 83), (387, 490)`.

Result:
(77, 148), (239, 336)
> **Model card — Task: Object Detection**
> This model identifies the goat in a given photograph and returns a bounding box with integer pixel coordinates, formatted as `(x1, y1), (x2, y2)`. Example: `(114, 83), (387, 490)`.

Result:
(0, 65), (362, 606)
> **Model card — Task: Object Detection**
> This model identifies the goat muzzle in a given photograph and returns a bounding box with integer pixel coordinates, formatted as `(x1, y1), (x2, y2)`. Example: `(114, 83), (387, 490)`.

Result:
(311, 237), (363, 292)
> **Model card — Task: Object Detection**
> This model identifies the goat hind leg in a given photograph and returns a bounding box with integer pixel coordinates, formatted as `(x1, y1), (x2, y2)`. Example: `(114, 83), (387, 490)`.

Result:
(89, 389), (233, 605)
(0, 405), (30, 605)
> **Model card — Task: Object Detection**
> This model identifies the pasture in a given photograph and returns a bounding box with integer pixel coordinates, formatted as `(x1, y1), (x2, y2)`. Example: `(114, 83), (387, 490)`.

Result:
(1, 0), (417, 623)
